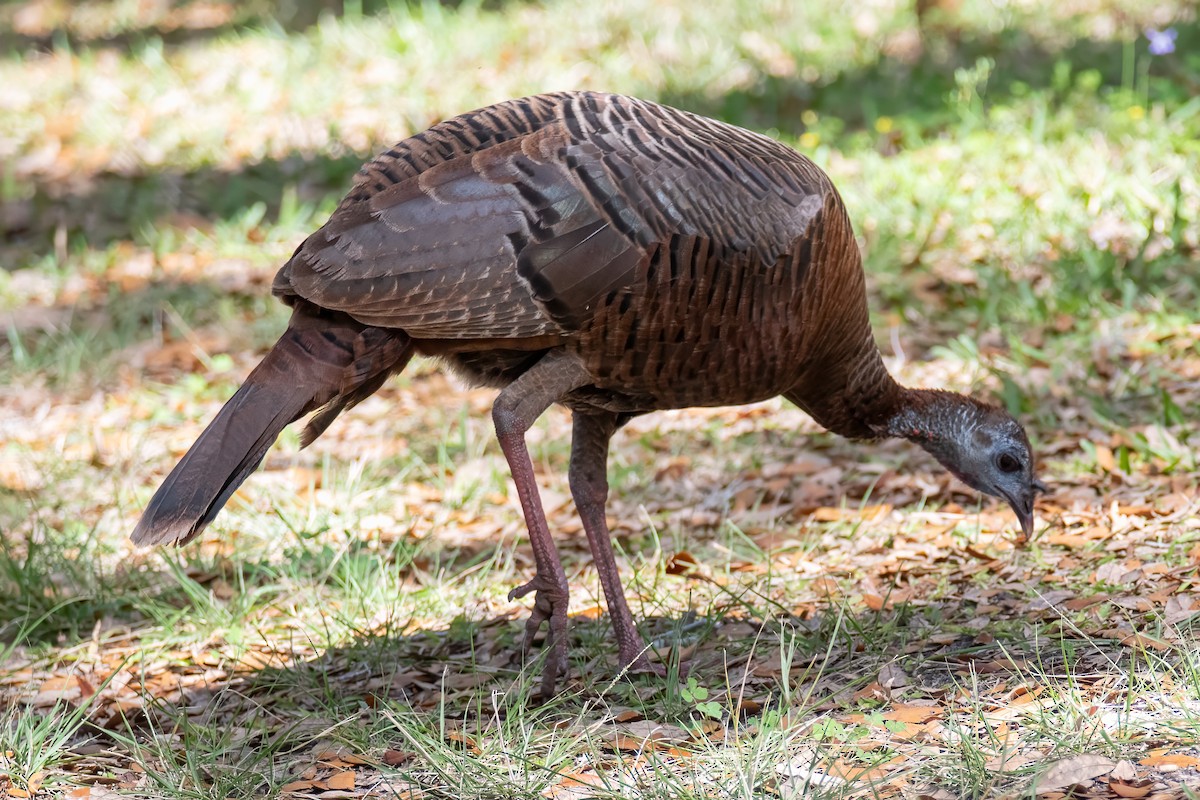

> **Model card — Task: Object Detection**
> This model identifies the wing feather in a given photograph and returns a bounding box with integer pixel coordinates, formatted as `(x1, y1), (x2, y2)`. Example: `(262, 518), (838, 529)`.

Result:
(272, 92), (835, 341)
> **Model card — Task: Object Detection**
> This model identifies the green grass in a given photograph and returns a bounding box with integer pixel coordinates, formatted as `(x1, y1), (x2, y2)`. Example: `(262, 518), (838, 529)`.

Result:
(3, 0), (1200, 797)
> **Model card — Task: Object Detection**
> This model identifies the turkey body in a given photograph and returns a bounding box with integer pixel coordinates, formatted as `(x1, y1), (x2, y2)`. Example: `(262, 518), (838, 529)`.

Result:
(275, 91), (889, 430)
(133, 91), (1041, 697)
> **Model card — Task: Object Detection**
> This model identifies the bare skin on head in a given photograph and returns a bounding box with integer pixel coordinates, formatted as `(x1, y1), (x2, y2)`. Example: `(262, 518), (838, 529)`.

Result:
(132, 92), (1044, 698)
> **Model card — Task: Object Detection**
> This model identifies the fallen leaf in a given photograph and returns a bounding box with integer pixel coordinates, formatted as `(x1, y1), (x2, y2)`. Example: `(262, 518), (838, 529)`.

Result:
(445, 730), (481, 752)
(571, 605), (603, 620)
(665, 551), (701, 577)
(603, 719), (689, 752)
(1120, 633), (1171, 651)
(1139, 752), (1200, 769)
(1110, 779), (1153, 798)
(914, 788), (957, 800)
(326, 770), (355, 790)
(1035, 754), (1116, 793)
(25, 772), (45, 794)
(884, 704), (939, 724)
(863, 592), (886, 611)
(776, 751), (846, 797)
(852, 682), (887, 702)
(878, 663), (908, 689)
(382, 749), (412, 766)
(1164, 595), (1195, 625)
(737, 698), (762, 716)
(548, 770), (609, 799)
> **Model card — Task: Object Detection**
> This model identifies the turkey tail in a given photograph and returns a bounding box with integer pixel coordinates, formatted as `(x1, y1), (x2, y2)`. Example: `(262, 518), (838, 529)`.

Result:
(132, 306), (412, 547)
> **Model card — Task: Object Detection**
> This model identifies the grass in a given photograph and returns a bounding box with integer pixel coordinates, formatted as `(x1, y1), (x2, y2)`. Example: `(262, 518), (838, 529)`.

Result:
(3, 0), (1200, 797)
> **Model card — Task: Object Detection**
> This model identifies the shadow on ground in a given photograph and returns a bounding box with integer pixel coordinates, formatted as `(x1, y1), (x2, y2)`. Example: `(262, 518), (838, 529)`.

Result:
(54, 591), (1150, 795)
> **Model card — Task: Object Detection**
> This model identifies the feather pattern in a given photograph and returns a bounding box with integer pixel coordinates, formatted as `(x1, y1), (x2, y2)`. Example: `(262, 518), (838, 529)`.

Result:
(274, 92), (837, 363)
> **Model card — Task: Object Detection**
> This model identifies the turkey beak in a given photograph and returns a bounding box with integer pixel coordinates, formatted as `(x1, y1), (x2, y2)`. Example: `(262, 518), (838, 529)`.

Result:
(1005, 479), (1044, 539)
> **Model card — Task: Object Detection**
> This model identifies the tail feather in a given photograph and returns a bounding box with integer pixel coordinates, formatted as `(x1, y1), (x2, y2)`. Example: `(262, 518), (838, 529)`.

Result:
(132, 309), (411, 547)
(300, 327), (414, 447)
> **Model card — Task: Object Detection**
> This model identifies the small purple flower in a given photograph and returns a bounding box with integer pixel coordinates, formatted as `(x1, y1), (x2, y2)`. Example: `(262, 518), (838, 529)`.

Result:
(1145, 27), (1177, 56)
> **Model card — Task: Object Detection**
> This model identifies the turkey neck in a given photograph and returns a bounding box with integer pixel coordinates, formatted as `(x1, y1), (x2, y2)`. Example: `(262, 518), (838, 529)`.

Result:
(784, 329), (904, 440)
(780, 210), (906, 440)
(875, 387), (987, 458)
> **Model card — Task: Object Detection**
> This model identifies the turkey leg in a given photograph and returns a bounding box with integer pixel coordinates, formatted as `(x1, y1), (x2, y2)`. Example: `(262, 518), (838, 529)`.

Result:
(569, 411), (665, 675)
(491, 350), (591, 697)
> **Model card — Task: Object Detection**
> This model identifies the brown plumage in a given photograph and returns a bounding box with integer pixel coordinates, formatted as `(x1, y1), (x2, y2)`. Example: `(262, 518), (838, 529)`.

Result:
(133, 91), (1044, 696)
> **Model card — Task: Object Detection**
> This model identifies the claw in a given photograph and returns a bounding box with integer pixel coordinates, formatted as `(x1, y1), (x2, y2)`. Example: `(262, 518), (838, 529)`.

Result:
(510, 576), (570, 698)
(508, 579), (536, 603)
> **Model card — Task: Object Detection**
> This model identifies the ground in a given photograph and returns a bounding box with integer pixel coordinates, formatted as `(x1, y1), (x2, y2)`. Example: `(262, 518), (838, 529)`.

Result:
(1, 0), (1199, 798)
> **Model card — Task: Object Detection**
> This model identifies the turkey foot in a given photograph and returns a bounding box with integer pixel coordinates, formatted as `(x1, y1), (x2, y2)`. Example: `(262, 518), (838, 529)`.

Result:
(508, 573), (570, 697)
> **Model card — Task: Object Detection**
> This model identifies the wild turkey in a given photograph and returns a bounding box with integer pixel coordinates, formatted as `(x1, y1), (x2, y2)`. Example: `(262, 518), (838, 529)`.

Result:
(133, 91), (1044, 696)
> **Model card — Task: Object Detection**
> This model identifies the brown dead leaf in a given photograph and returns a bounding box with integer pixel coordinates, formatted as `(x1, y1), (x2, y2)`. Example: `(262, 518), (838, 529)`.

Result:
(810, 504), (890, 522)
(0, 457), (44, 491)
(1164, 595), (1195, 626)
(26, 675), (82, 707)
(548, 769), (609, 798)
(1047, 527), (1112, 547)
(382, 749), (412, 766)
(445, 730), (481, 752)
(603, 719), (689, 752)
(862, 592), (886, 611)
(606, 733), (658, 753)
(1063, 595), (1109, 611)
(75, 674), (97, 701)
(326, 770), (355, 790)
(281, 780), (316, 793)
(853, 682), (887, 702)
(737, 698), (762, 716)
(884, 704), (940, 724)
(1110, 779), (1153, 798)
(571, 605), (603, 620)
(1120, 633), (1171, 651)
(315, 749), (351, 765)
(878, 664), (909, 689)
(1094, 444), (1118, 474)
(1139, 752), (1200, 769)
(665, 551), (700, 576)
(655, 456), (690, 481)
(1035, 754), (1116, 793)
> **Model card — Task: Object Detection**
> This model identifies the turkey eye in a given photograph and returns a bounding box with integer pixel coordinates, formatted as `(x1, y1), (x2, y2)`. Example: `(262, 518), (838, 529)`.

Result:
(997, 453), (1021, 473)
